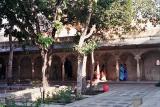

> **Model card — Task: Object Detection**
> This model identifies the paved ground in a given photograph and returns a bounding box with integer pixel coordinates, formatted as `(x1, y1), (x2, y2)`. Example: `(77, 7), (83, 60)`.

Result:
(1, 83), (159, 107)
(62, 83), (160, 107)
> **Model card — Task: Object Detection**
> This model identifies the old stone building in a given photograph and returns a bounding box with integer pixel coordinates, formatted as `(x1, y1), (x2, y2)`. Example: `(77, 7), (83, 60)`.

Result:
(0, 27), (160, 83)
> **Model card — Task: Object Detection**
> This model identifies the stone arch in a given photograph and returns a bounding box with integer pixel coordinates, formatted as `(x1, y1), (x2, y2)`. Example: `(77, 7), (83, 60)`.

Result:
(119, 52), (136, 80)
(141, 50), (160, 81)
(65, 54), (77, 81)
(34, 56), (43, 80)
(139, 48), (158, 56)
(12, 57), (19, 80)
(100, 53), (116, 80)
(20, 56), (32, 80)
(50, 55), (62, 81)
(0, 58), (6, 80)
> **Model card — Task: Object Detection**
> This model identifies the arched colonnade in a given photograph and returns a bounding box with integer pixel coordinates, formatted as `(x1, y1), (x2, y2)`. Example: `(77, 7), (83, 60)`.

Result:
(0, 48), (160, 82)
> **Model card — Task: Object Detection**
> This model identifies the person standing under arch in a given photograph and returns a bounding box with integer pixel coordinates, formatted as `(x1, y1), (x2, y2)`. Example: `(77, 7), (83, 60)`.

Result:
(119, 64), (128, 81)
(119, 64), (125, 81)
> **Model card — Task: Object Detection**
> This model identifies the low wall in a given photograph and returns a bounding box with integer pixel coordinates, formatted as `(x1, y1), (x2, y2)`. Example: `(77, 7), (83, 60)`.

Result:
(0, 86), (68, 102)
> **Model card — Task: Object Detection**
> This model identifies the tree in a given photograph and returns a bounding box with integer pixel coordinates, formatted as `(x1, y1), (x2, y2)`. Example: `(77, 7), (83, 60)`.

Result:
(0, 0), (68, 100)
(7, 31), (14, 83)
(66, 0), (97, 95)
(66, 0), (134, 95)
(0, 19), (14, 82)
(0, 0), (158, 97)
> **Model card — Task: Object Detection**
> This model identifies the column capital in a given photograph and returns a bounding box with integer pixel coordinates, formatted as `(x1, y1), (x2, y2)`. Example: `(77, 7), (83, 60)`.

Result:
(134, 55), (141, 60)
(61, 55), (66, 62)
(115, 55), (120, 60)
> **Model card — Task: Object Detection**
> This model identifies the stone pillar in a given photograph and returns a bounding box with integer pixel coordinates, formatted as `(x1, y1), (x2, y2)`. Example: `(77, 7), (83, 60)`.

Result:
(115, 56), (120, 81)
(135, 55), (141, 81)
(18, 59), (21, 82)
(5, 61), (8, 80)
(62, 57), (65, 81)
(31, 60), (35, 80)
(94, 54), (100, 80)
(96, 61), (100, 80)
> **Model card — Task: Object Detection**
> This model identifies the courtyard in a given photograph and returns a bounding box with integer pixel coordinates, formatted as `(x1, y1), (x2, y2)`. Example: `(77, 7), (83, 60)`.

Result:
(0, 0), (160, 107)
(62, 83), (160, 107)
(0, 83), (159, 107)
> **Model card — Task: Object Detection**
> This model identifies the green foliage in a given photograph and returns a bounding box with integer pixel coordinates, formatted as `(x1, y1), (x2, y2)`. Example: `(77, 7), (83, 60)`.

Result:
(65, 0), (136, 37)
(0, 0), (67, 49)
(1, 0), (158, 43)
(0, 0), (159, 47)
(52, 20), (63, 35)
(35, 88), (73, 104)
(55, 88), (73, 103)
(0, 103), (5, 107)
(37, 34), (54, 49)
(34, 98), (42, 107)
(124, 0), (133, 24)
(92, 0), (133, 28)
(64, 0), (90, 23)
(75, 40), (98, 55)
(133, 0), (157, 19)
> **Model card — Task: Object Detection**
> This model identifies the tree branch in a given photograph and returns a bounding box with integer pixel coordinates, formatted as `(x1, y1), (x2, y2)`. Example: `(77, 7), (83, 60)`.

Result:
(81, 1), (93, 37)
(79, 24), (96, 47)
(84, 24), (96, 40)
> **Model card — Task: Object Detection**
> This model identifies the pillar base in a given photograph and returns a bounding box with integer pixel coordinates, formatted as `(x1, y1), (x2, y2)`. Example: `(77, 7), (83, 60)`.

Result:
(137, 78), (141, 82)
(116, 79), (119, 82)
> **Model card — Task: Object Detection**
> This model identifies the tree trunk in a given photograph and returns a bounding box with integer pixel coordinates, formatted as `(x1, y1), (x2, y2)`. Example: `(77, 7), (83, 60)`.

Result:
(76, 0), (94, 96)
(76, 55), (88, 96)
(47, 51), (53, 80)
(41, 50), (49, 87)
(90, 52), (95, 88)
(76, 55), (83, 96)
(7, 35), (13, 83)
(41, 49), (49, 100)
(81, 55), (87, 92)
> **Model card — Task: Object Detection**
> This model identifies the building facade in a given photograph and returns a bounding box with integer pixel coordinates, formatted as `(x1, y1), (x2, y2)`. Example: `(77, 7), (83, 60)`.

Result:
(0, 29), (160, 83)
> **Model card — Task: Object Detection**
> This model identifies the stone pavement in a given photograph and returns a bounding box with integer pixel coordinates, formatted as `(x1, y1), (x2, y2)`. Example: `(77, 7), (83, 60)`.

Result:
(62, 84), (160, 107)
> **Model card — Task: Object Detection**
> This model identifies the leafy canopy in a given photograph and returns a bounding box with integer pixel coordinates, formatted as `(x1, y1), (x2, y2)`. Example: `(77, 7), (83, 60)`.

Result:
(133, 0), (157, 19)
(75, 39), (98, 55)
(0, 0), (158, 49)
(0, 0), (68, 49)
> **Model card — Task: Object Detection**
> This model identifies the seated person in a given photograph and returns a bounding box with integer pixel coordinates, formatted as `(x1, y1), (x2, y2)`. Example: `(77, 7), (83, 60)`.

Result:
(100, 65), (107, 81)
(92, 73), (100, 85)
(100, 71), (107, 81)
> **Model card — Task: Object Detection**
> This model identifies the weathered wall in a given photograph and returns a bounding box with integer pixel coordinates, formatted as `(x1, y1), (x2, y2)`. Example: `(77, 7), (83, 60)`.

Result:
(142, 51), (160, 81)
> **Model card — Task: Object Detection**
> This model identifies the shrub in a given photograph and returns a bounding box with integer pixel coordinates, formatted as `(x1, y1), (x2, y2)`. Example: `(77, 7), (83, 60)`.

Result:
(0, 103), (5, 107)
(35, 87), (73, 105)
(55, 88), (73, 103)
